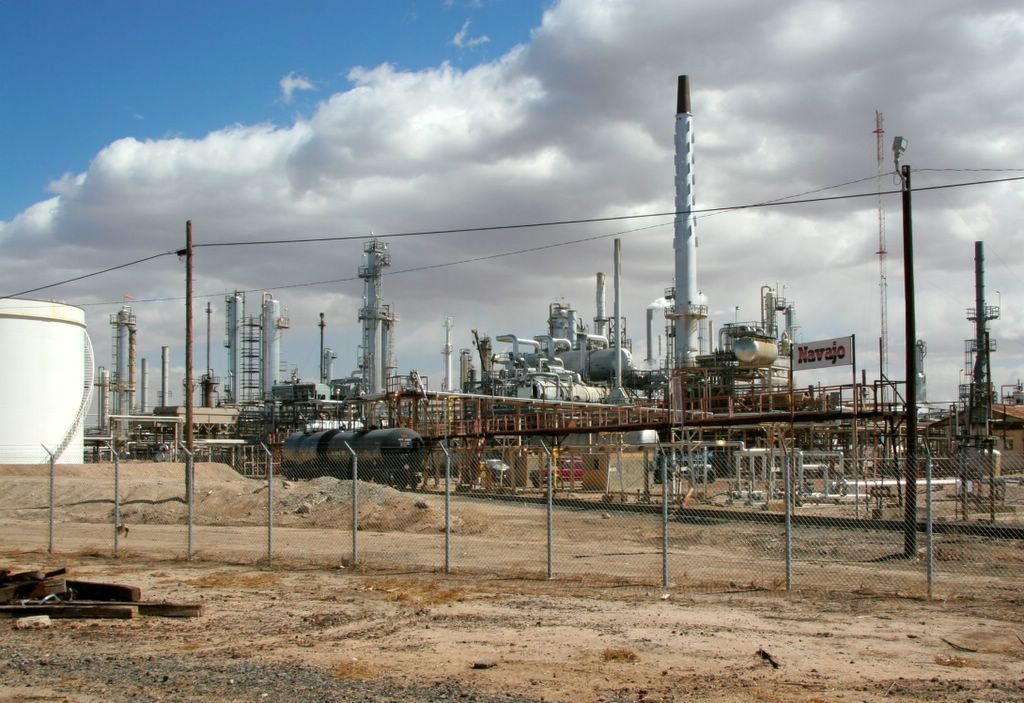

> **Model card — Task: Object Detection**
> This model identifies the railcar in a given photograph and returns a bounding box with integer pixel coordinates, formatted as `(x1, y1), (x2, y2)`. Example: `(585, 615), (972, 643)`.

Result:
(280, 427), (424, 489)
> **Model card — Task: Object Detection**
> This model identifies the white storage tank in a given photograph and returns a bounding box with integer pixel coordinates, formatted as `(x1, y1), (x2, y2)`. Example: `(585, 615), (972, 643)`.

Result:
(733, 337), (779, 367)
(0, 299), (93, 463)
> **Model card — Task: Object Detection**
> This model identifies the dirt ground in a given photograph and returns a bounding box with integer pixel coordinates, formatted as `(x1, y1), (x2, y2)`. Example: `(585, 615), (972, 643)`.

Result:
(2, 557), (1024, 703)
(2, 463), (1024, 702)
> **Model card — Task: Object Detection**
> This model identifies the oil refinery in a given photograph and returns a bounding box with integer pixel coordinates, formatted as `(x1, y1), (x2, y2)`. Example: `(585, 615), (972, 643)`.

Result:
(1, 76), (1021, 528)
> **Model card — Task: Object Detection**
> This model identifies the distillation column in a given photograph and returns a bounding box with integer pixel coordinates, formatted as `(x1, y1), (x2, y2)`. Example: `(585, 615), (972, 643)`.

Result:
(224, 292), (243, 403)
(358, 239), (393, 396)
(322, 347), (337, 384)
(967, 241), (1000, 434)
(260, 293), (289, 400)
(110, 306), (136, 415)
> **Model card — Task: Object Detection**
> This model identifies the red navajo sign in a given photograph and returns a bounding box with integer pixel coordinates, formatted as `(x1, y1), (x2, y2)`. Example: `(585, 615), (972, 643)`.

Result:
(792, 335), (854, 371)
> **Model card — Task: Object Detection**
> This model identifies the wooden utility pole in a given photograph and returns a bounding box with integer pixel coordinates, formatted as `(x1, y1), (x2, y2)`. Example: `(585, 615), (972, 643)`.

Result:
(184, 220), (194, 452)
(900, 165), (918, 557)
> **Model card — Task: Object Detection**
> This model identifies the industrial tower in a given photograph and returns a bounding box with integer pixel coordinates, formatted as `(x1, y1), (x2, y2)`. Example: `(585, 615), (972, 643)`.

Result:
(964, 241), (1000, 439)
(358, 238), (397, 396)
(874, 111), (889, 386)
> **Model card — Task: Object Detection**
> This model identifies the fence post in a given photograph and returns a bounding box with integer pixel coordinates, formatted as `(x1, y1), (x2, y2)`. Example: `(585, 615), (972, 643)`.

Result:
(926, 449), (934, 599)
(656, 439), (669, 590)
(42, 444), (55, 554)
(853, 453), (861, 520)
(343, 442), (358, 565)
(261, 443), (273, 566)
(178, 443), (194, 559)
(783, 447), (793, 592)
(539, 440), (554, 579)
(440, 441), (452, 574)
(111, 445), (121, 556)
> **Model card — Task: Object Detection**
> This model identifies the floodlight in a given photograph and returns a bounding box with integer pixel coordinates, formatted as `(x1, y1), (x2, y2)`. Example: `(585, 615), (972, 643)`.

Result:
(892, 136), (908, 158)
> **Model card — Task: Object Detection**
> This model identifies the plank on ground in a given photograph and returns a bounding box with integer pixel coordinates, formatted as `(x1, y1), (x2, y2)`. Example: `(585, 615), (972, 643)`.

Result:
(0, 604), (138, 619)
(68, 600), (203, 618)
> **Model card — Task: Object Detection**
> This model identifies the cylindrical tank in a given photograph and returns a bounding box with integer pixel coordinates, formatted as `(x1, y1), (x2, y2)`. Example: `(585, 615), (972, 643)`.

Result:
(518, 377), (561, 400)
(280, 427), (424, 487)
(557, 348), (634, 381)
(0, 299), (93, 463)
(568, 382), (609, 403)
(733, 337), (779, 366)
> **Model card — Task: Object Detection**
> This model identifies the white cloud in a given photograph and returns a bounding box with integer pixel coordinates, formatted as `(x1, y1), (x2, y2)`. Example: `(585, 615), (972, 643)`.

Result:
(3, 0), (1024, 404)
(452, 19), (490, 48)
(279, 72), (316, 103)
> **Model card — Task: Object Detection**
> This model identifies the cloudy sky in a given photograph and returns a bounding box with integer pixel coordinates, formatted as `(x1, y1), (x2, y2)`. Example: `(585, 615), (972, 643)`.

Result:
(2, 0), (1022, 408)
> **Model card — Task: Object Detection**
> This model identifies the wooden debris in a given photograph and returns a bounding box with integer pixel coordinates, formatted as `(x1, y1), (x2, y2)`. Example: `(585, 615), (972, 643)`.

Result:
(756, 647), (780, 669)
(69, 600), (204, 618)
(67, 580), (141, 603)
(2, 565), (202, 619)
(940, 637), (977, 653)
(1, 604), (137, 619)
(1, 568), (67, 601)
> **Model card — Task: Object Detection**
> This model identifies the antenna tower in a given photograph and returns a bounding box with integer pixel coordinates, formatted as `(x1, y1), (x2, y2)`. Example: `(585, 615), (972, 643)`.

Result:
(874, 110), (889, 385)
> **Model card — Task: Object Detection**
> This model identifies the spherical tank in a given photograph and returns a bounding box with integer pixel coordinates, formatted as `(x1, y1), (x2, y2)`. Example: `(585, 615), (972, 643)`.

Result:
(0, 299), (93, 463)
(733, 337), (779, 366)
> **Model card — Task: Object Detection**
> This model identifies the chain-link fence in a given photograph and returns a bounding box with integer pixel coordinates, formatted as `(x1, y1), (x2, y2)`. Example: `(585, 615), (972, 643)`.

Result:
(2, 440), (1021, 600)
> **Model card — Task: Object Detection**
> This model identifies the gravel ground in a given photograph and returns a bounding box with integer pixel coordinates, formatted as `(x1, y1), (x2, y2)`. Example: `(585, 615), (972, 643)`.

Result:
(1, 645), (548, 703)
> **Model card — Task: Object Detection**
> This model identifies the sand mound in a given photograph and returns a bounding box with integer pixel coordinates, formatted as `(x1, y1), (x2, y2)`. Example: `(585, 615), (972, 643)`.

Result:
(0, 469), (493, 535)
(0, 461), (241, 480)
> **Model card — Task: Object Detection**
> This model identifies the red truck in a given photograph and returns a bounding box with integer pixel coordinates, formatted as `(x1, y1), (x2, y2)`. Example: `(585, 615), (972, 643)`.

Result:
(530, 456), (585, 487)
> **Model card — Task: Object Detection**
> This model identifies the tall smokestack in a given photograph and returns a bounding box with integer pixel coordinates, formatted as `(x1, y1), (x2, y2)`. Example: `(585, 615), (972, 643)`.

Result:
(442, 317), (454, 392)
(140, 358), (148, 414)
(594, 272), (607, 337)
(160, 346), (169, 407)
(613, 239), (623, 391)
(672, 75), (705, 367)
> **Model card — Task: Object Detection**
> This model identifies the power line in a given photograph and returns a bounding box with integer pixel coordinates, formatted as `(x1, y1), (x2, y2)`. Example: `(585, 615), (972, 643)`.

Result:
(81, 220), (675, 306)
(8, 172), (1024, 301)
(236, 220), (674, 297)
(3, 251), (177, 299)
(204, 178), (897, 297)
(194, 179), (898, 250)
(194, 172), (1024, 249)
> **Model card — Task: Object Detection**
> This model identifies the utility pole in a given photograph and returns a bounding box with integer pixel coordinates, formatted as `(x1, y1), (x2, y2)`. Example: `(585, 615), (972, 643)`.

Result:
(184, 221), (194, 453)
(897, 152), (918, 558)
